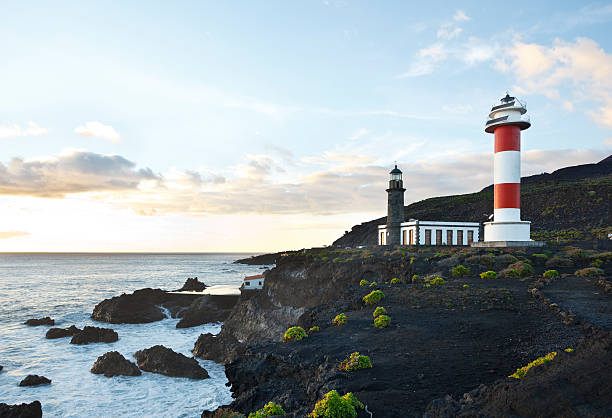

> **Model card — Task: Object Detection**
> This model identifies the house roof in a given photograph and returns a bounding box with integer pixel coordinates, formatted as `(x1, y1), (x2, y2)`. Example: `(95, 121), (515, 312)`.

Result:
(243, 274), (265, 281)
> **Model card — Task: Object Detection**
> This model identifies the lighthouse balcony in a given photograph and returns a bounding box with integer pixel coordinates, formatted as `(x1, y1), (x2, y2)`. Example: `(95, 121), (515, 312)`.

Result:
(485, 113), (530, 133)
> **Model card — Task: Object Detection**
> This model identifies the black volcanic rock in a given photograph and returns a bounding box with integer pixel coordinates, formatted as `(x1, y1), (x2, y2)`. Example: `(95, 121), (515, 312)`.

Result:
(176, 295), (239, 328)
(18, 375), (51, 387)
(45, 325), (81, 339)
(0, 365), (3, 371)
(70, 326), (118, 345)
(91, 351), (141, 377)
(177, 277), (207, 292)
(24, 317), (54, 326)
(0, 401), (42, 418)
(134, 345), (209, 379)
(193, 332), (246, 365)
(91, 288), (198, 324)
(234, 253), (280, 265)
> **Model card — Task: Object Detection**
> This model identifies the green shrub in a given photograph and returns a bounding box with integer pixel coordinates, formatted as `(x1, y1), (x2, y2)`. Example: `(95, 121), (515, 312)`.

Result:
(429, 277), (446, 285)
(359, 279), (369, 287)
(321, 256), (329, 262)
(373, 306), (387, 317)
(332, 257), (342, 263)
(423, 283), (431, 288)
(500, 261), (534, 278)
(390, 278), (400, 284)
(545, 256), (573, 269)
(509, 352), (557, 379)
(412, 274), (421, 282)
(340, 352), (373, 371)
(309, 326), (320, 333)
(591, 259), (603, 268)
(451, 265), (471, 277)
(410, 257), (416, 264)
(333, 313), (347, 326)
(309, 390), (363, 418)
(543, 270), (559, 278)
(283, 326), (307, 342)
(480, 271), (498, 279)
(369, 281), (378, 287)
(362, 290), (384, 305)
(462, 284), (469, 289)
(374, 314), (391, 328)
(575, 267), (604, 277)
(565, 246), (589, 261)
(497, 254), (519, 266)
(532, 253), (549, 263)
(248, 402), (286, 418)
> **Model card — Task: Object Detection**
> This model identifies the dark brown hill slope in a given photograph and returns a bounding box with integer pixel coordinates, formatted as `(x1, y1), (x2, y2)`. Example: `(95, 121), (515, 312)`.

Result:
(333, 155), (612, 247)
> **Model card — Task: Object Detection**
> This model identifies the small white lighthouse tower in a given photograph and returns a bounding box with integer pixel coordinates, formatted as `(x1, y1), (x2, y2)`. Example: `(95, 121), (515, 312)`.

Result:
(482, 93), (535, 245)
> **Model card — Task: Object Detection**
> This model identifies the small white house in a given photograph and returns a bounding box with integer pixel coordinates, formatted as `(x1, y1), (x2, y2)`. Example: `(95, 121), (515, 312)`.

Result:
(378, 220), (480, 246)
(243, 273), (265, 290)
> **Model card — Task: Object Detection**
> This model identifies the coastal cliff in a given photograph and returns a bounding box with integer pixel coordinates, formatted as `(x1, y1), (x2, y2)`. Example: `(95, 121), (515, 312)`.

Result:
(200, 246), (612, 417)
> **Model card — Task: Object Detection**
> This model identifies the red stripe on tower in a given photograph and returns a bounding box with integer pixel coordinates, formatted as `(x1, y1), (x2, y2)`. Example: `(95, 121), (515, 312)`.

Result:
(494, 125), (521, 152)
(494, 183), (520, 209)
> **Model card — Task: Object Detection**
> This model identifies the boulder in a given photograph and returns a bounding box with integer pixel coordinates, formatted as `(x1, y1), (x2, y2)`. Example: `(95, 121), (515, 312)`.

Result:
(91, 351), (141, 377)
(176, 295), (239, 328)
(91, 288), (198, 324)
(0, 365), (3, 371)
(177, 277), (207, 292)
(70, 326), (118, 345)
(45, 325), (81, 339)
(0, 401), (42, 418)
(193, 332), (246, 365)
(24, 317), (54, 326)
(18, 375), (51, 387)
(134, 345), (209, 379)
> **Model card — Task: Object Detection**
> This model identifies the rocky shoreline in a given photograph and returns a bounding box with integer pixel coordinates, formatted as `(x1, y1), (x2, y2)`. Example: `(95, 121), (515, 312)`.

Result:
(197, 245), (611, 417)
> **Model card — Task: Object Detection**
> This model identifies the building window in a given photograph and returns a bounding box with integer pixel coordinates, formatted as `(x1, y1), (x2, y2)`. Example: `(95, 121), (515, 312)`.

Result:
(259, 281), (262, 286)
(425, 229), (431, 245)
(409, 229), (414, 245)
(245, 281), (250, 286)
(402, 230), (407, 246)
(447, 230), (453, 245)
(457, 230), (464, 246)
(467, 230), (474, 244)
(436, 230), (442, 245)
(380, 232), (384, 245)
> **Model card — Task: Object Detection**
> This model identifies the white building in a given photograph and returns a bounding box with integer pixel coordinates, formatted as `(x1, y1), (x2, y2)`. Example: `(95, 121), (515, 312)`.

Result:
(243, 273), (265, 290)
(378, 220), (480, 246)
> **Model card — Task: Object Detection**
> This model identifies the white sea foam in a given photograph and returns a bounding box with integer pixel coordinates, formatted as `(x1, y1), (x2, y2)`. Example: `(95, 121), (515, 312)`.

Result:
(0, 253), (267, 417)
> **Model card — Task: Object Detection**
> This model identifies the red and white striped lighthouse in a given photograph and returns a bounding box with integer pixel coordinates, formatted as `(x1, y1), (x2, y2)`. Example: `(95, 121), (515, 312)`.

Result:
(483, 93), (532, 242)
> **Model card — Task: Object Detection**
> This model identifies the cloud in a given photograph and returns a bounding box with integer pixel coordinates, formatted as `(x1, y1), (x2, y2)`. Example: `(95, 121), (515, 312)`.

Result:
(75, 121), (121, 143)
(437, 24), (462, 40)
(499, 37), (612, 126)
(0, 149), (159, 197)
(0, 122), (48, 139)
(603, 138), (612, 146)
(0, 231), (30, 239)
(453, 10), (471, 22)
(398, 43), (448, 77)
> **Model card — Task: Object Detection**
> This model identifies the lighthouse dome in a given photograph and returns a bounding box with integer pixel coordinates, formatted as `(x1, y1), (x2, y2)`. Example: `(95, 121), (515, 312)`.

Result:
(389, 165), (402, 181)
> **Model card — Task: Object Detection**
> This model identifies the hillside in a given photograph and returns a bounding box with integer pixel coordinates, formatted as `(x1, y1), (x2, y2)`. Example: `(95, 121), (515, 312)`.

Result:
(333, 155), (612, 247)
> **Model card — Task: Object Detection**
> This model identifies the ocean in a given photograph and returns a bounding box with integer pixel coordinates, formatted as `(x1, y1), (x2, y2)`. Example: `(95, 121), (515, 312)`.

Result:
(0, 253), (267, 417)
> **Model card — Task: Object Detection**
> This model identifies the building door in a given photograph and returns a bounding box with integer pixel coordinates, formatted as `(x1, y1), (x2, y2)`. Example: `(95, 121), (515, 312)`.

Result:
(447, 230), (453, 245)
(436, 230), (442, 246)
(457, 230), (464, 246)
(425, 229), (431, 245)
(380, 232), (384, 245)
(402, 230), (407, 246)
(467, 230), (474, 244)
(409, 229), (414, 245)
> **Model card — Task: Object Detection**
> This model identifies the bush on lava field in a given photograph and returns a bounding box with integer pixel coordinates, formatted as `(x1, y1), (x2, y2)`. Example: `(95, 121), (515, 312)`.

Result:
(373, 307), (387, 318)
(390, 277), (400, 284)
(508, 348), (573, 379)
(308, 326), (320, 333)
(543, 269), (560, 279)
(362, 290), (384, 305)
(368, 281), (378, 287)
(309, 390), (363, 418)
(480, 271), (498, 279)
(340, 352), (372, 371)
(248, 401), (286, 418)
(451, 265), (471, 277)
(545, 256), (573, 269)
(429, 277), (446, 285)
(575, 267), (605, 277)
(359, 279), (369, 287)
(500, 261), (534, 278)
(531, 253), (549, 263)
(374, 315), (391, 328)
(333, 313), (347, 326)
(283, 326), (307, 342)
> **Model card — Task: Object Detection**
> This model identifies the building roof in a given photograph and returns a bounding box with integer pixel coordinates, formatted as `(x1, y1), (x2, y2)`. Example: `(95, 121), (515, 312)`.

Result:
(243, 274), (265, 281)
(390, 165), (402, 174)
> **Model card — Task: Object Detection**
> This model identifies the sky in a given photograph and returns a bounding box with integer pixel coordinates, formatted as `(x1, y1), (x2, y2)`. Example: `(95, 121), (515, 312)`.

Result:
(1, 0), (611, 252)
